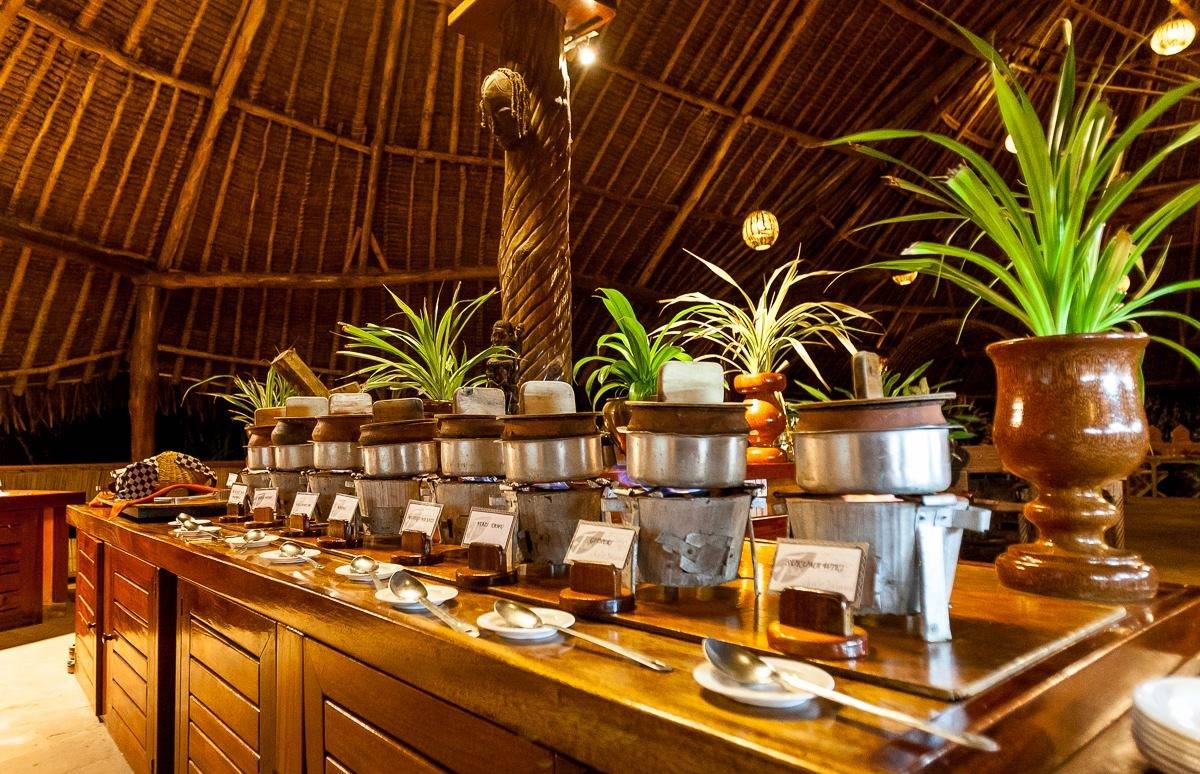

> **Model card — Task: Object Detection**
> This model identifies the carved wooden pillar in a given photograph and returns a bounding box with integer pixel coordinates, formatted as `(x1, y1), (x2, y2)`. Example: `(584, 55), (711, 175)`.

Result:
(492, 0), (573, 380)
(129, 285), (161, 459)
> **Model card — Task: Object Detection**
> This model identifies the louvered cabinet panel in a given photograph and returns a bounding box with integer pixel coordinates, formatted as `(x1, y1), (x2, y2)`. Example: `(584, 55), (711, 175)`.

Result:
(0, 509), (41, 630)
(103, 545), (172, 774)
(175, 581), (279, 774)
(302, 638), (556, 774)
(74, 531), (102, 715)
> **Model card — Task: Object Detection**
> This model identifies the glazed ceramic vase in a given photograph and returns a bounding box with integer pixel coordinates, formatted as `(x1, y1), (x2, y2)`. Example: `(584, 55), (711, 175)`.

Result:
(988, 332), (1157, 603)
(602, 398), (632, 454)
(733, 372), (788, 464)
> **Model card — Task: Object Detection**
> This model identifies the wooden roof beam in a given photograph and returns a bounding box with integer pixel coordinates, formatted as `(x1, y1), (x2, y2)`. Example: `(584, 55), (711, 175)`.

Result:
(144, 266), (499, 289)
(637, 0), (819, 285)
(360, 0), (407, 272)
(156, 0), (268, 270)
(0, 213), (151, 275)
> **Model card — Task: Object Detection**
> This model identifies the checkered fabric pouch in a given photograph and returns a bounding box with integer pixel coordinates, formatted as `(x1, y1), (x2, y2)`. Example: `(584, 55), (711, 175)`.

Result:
(111, 458), (161, 500)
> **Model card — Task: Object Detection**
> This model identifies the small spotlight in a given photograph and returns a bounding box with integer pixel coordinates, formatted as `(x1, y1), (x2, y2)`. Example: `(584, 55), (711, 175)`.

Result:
(578, 42), (597, 66)
(1150, 18), (1196, 56)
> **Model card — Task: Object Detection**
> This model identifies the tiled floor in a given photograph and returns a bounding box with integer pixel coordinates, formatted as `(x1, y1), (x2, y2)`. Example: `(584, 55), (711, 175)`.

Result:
(0, 634), (130, 774)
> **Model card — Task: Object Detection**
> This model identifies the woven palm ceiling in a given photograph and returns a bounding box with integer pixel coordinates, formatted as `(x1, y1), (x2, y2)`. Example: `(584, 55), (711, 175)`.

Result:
(0, 0), (1198, 424)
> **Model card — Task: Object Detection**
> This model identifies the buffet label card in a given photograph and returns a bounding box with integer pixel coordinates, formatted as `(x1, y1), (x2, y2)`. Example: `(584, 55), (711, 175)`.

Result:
(228, 484), (249, 506)
(251, 488), (278, 511)
(401, 501), (444, 537)
(769, 539), (868, 603)
(328, 493), (359, 523)
(225, 473), (239, 487)
(290, 491), (319, 518)
(565, 522), (636, 569)
(461, 507), (515, 547)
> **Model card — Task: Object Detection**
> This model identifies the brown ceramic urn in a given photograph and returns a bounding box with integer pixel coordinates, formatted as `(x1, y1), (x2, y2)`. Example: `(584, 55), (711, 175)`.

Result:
(733, 371), (788, 464)
(988, 332), (1157, 603)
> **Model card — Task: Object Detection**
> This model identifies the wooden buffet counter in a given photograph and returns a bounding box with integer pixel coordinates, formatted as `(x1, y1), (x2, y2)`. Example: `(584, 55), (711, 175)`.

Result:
(68, 505), (1200, 773)
(0, 490), (84, 630)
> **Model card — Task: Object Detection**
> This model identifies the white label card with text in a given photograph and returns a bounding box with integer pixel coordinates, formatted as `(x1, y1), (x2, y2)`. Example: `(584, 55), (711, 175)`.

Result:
(768, 539), (868, 603)
(564, 522), (636, 569)
(401, 501), (444, 537)
(251, 488), (278, 511)
(225, 473), (239, 487)
(228, 484), (249, 506)
(327, 493), (359, 523)
(290, 491), (319, 518)
(461, 508), (515, 547)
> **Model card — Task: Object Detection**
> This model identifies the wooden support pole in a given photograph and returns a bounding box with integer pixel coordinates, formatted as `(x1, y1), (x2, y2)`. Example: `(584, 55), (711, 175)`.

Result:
(360, 0), (406, 271)
(491, 0), (574, 380)
(129, 285), (162, 460)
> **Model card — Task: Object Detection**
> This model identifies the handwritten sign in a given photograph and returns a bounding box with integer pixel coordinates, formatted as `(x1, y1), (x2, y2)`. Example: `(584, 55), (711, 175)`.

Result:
(401, 501), (443, 537)
(290, 491), (320, 518)
(225, 472), (239, 487)
(769, 539), (868, 603)
(251, 488), (278, 511)
(228, 484), (249, 506)
(327, 493), (359, 523)
(565, 522), (636, 569)
(461, 507), (515, 548)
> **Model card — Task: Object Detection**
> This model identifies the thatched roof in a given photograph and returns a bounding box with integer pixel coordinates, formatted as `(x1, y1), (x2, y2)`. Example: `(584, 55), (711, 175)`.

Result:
(0, 0), (1198, 426)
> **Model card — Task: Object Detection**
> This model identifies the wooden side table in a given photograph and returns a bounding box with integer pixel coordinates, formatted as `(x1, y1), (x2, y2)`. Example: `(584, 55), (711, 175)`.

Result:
(0, 490), (85, 630)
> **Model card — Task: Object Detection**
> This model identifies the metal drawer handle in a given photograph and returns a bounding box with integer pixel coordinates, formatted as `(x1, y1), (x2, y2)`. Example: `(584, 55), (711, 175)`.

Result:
(86, 621), (96, 630)
(101, 632), (117, 642)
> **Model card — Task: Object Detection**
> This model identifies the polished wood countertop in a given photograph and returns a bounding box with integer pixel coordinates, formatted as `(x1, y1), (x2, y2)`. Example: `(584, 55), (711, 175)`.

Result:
(68, 505), (1200, 773)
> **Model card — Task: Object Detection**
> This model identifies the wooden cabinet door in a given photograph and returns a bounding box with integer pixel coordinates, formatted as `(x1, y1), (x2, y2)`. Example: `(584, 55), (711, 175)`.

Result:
(175, 581), (283, 774)
(302, 638), (557, 774)
(103, 544), (172, 774)
(0, 507), (41, 630)
(74, 530), (103, 715)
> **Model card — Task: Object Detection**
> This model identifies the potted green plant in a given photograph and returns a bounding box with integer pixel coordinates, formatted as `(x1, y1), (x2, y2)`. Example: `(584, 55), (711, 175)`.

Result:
(664, 251), (874, 462)
(830, 20), (1200, 602)
(573, 288), (693, 450)
(183, 367), (297, 426)
(338, 284), (509, 414)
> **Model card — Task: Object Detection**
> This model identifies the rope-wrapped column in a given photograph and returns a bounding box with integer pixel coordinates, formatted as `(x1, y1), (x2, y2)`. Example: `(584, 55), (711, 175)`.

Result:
(491, 0), (572, 380)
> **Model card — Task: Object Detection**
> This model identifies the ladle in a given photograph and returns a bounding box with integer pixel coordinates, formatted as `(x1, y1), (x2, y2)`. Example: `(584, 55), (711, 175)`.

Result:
(388, 570), (478, 637)
(493, 600), (672, 672)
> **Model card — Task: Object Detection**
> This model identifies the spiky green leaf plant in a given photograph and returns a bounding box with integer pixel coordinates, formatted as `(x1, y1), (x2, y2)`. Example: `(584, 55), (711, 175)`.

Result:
(827, 20), (1200, 368)
(573, 288), (693, 405)
(662, 249), (874, 386)
(338, 285), (508, 402)
(182, 366), (298, 426)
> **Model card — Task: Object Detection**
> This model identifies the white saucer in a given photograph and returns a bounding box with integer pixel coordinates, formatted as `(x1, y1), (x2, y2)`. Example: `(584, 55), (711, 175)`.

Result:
(374, 585), (458, 610)
(335, 562), (403, 583)
(225, 534), (278, 548)
(172, 525), (221, 536)
(260, 547), (321, 563)
(168, 518), (212, 526)
(1134, 677), (1200, 742)
(475, 608), (575, 640)
(692, 657), (836, 708)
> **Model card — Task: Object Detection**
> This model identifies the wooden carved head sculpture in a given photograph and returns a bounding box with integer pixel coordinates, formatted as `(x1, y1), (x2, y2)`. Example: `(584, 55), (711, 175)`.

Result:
(480, 67), (530, 150)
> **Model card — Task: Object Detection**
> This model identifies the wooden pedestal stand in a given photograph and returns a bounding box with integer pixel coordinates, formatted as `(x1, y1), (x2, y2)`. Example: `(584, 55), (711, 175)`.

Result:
(451, 0), (615, 379)
(391, 531), (467, 566)
(766, 588), (868, 660)
(559, 562), (634, 616)
(281, 517), (325, 538)
(456, 543), (518, 589)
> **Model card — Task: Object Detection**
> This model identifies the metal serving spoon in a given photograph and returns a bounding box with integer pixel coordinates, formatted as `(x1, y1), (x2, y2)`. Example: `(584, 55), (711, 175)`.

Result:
(234, 528), (268, 553)
(388, 570), (479, 637)
(279, 540), (324, 569)
(349, 555), (386, 590)
(493, 600), (673, 673)
(702, 639), (998, 753)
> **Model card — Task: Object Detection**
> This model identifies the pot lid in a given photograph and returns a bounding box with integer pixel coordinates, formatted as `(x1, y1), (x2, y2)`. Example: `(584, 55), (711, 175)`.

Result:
(359, 419), (437, 445)
(435, 413), (503, 439)
(502, 412), (601, 440)
(626, 401), (749, 435)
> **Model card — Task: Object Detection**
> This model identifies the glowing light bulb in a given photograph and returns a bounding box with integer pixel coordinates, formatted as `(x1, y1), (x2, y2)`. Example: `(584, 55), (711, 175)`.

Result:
(1150, 18), (1196, 56)
(892, 271), (917, 286)
(1003, 134), (1017, 154)
(578, 43), (597, 66)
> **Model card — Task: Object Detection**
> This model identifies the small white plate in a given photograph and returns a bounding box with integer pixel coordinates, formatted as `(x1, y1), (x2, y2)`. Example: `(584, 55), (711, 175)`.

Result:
(475, 607), (575, 640)
(172, 525), (221, 536)
(1134, 677), (1200, 743)
(260, 547), (321, 563)
(168, 518), (212, 526)
(225, 534), (279, 548)
(374, 585), (458, 610)
(692, 657), (836, 708)
(335, 562), (403, 583)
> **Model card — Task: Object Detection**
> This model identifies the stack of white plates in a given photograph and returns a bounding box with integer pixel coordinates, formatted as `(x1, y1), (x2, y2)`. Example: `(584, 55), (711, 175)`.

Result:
(1132, 677), (1200, 774)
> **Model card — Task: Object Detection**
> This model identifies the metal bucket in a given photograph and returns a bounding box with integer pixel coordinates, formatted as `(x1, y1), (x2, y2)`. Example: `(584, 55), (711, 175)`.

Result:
(268, 469), (304, 513)
(354, 477), (423, 545)
(509, 487), (602, 566)
(431, 478), (504, 543)
(622, 491), (750, 587)
(304, 470), (355, 518)
(246, 445), (272, 470)
(312, 441), (362, 471)
(790, 425), (951, 495)
(784, 496), (990, 626)
(361, 441), (438, 478)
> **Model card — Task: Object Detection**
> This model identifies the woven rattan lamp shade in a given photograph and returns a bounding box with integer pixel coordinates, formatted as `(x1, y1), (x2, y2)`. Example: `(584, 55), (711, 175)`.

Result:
(1150, 18), (1195, 55)
(742, 210), (780, 251)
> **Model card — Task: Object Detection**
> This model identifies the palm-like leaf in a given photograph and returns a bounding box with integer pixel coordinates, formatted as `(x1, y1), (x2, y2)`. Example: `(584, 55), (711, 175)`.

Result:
(337, 284), (509, 401)
(827, 19), (1200, 367)
(573, 288), (693, 405)
(661, 249), (874, 383)
(182, 366), (299, 426)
